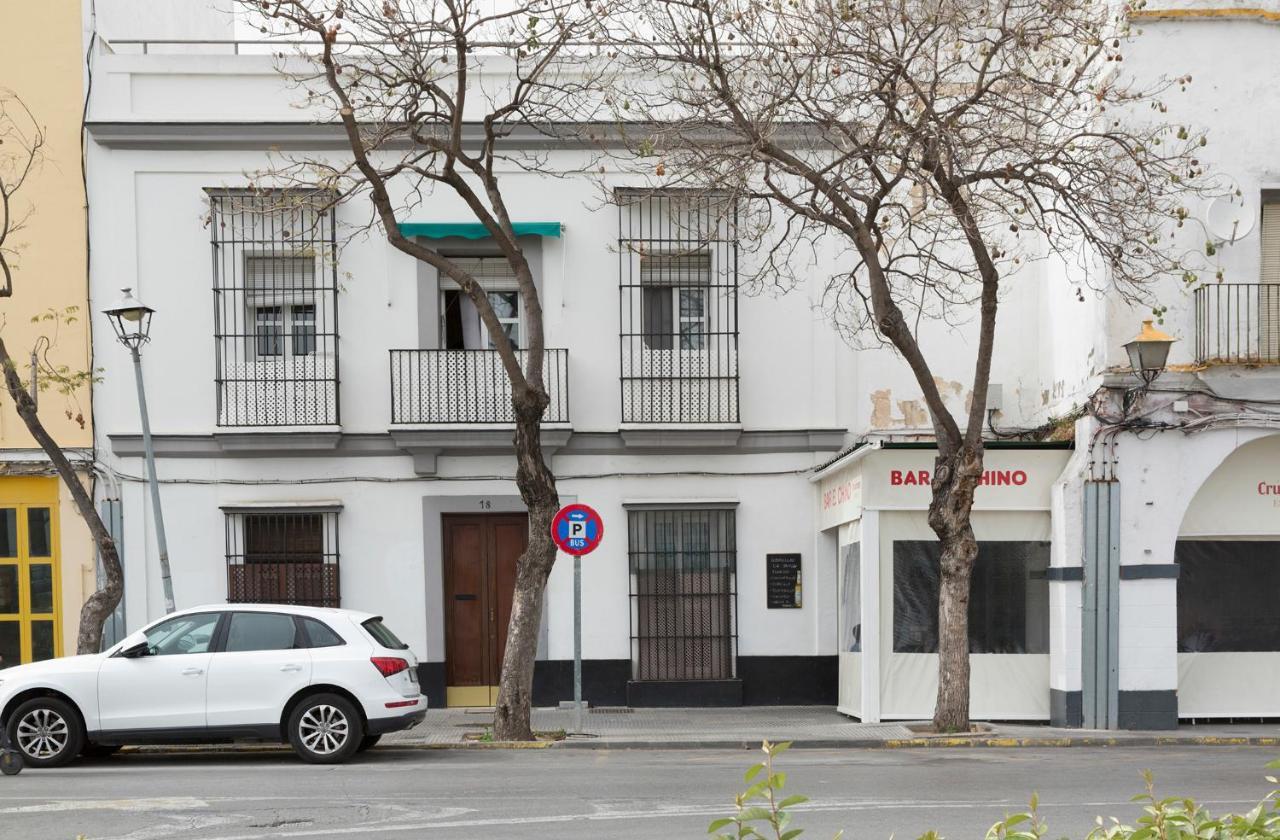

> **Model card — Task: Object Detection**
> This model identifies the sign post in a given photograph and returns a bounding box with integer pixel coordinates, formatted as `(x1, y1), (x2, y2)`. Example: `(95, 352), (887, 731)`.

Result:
(550, 503), (604, 736)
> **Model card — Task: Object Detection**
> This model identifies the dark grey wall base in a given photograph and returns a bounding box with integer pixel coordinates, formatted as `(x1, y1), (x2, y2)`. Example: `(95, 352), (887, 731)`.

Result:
(1119, 564), (1180, 580)
(1050, 689), (1083, 728)
(421, 656), (837, 709)
(417, 660), (630, 709)
(738, 656), (837, 705)
(532, 659), (631, 707)
(417, 662), (446, 709)
(627, 679), (744, 707)
(1118, 690), (1178, 730)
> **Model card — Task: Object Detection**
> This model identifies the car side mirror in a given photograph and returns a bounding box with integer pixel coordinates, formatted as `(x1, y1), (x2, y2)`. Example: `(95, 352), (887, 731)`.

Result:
(116, 632), (151, 659)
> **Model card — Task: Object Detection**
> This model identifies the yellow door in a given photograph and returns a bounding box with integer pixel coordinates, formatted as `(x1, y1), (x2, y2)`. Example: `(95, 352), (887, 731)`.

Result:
(0, 477), (61, 670)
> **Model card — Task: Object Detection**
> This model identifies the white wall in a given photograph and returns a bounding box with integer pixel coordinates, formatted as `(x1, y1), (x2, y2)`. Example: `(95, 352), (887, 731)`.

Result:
(87, 149), (855, 437)
(1105, 19), (1280, 368)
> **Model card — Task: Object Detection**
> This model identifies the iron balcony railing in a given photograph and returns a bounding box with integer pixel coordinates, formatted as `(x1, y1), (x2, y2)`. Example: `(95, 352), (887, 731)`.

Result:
(389, 349), (570, 424)
(1194, 283), (1280, 365)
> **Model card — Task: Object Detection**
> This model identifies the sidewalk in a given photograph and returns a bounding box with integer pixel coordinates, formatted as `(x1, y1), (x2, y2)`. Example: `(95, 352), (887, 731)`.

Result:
(379, 706), (1280, 749)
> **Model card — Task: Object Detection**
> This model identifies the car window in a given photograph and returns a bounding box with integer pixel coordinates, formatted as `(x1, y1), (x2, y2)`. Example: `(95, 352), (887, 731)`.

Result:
(299, 617), (345, 648)
(362, 617), (408, 650)
(224, 612), (301, 653)
(143, 613), (221, 657)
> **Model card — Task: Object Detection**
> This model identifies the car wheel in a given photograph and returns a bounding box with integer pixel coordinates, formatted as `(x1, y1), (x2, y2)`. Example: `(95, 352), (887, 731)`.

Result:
(288, 693), (362, 764)
(7, 697), (85, 768)
(356, 734), (381, 753)
(82, 743), (123, 759)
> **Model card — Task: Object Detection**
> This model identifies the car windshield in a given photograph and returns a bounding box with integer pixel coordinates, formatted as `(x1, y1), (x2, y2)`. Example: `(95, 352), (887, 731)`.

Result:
(362, 618), (408, 650)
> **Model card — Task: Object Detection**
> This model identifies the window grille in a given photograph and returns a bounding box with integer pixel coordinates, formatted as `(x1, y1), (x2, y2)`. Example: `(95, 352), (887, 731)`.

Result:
(628, 509), (738, 681)
(618, 190), (739, 423)
(208, 189), (339, 426)
(225, 509), (340, 608)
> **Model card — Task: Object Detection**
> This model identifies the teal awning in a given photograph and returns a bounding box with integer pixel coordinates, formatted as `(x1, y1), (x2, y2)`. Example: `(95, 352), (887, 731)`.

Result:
(398, 221), (561, 239)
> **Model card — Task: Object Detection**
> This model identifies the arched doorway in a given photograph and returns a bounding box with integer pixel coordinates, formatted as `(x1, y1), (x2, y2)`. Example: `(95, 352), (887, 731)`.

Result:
(1176, 433), (1280, 718)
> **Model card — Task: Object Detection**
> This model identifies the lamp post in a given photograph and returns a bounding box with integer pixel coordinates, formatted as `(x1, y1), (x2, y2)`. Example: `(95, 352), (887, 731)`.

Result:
(103, 288), (175, 614)
(1123, 320), (1176, 386)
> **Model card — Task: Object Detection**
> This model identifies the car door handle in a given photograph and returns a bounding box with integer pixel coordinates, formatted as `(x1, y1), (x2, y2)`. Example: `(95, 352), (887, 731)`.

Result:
(280, 664), (303, 673)
(181, 667), (204, 676)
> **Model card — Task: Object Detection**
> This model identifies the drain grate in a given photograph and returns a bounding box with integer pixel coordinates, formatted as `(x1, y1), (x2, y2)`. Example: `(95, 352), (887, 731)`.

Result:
(590, 707), (635, 714)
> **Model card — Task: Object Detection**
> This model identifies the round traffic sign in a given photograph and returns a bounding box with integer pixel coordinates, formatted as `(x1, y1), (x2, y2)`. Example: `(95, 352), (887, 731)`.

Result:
(551, 504), (604, 556)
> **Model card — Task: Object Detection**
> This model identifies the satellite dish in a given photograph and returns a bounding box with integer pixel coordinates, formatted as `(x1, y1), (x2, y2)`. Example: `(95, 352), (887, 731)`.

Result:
(1204, 193), (1256, 244)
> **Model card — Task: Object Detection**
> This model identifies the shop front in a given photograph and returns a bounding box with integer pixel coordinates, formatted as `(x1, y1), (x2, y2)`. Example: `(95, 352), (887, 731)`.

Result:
(816, 442), (1072, 722)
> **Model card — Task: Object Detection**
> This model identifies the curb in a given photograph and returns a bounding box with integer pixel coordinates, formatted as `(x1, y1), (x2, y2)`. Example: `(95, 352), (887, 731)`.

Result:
(115, 734), (1280, 756)
(546, 735), (1280, 750)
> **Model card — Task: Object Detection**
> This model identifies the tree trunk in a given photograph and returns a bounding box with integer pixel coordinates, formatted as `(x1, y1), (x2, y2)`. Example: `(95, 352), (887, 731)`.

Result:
(928, 444), (984, 733)
(492, 387), (560, 741)
(0, 335), (123, 656)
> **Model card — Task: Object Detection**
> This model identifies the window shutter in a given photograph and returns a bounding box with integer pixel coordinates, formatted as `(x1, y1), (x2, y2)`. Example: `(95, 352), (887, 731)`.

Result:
(447, 257), (519, 289)
(639, 252), (712, 286)
(245, 255), (316, 301)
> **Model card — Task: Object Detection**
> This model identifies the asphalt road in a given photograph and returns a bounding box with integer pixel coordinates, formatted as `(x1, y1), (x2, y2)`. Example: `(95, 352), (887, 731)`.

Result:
(0, 745), (1275, 840)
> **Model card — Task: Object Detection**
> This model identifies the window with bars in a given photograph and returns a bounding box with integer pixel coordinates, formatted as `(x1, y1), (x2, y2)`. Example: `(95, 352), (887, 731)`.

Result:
(628, 508), (738, 682)
(208, 190), (339, 426)
(618, 190), (739, 423)
(224, 509), (340, 608)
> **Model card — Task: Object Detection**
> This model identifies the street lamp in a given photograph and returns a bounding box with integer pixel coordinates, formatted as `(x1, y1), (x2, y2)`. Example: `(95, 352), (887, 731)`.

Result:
(103, 288), (175, 614)
(1124, 320), (1176, 386)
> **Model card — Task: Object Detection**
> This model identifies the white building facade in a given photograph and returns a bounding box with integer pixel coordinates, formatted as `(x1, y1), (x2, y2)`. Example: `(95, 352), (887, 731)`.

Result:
(83, 0), (1280, 724)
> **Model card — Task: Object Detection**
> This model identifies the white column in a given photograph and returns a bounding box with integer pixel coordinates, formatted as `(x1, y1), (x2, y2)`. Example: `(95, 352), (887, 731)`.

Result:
(860, 509), (881, 723)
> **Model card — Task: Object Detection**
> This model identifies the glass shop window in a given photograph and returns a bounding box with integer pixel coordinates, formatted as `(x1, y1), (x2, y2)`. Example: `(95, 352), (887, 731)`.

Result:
(1177, 540), (1280, 652)
(839, 543), (861, 653)
(893, 540), (1050, 654)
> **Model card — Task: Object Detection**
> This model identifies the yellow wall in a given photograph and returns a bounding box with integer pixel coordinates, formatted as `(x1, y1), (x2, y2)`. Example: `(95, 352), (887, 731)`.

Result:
(0, 4), (96, 660)
(0, 2), (91, 449)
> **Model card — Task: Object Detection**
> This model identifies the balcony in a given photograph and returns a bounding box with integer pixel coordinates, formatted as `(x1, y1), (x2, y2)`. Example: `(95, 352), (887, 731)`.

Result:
(389, 349), (570, 425)
(1194, 283), (1280, 364)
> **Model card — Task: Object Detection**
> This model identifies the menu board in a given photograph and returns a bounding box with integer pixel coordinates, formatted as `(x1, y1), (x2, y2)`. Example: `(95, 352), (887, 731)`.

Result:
(766, 553), (802, 609)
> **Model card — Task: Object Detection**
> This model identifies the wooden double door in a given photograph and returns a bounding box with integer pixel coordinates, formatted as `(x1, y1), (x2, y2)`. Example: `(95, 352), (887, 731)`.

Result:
(443, 514), (527, 707)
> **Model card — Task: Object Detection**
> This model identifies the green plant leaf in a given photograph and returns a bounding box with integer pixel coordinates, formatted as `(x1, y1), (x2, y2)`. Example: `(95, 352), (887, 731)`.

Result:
(708, 818), (735, 833)
(779, 795), (810, 809)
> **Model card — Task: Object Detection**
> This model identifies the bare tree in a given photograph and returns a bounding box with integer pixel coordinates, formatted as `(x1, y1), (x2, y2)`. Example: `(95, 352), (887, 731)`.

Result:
(0, 91), (124, 656)
(238, 0), (615, 740)
(623, 0), (1218, 729)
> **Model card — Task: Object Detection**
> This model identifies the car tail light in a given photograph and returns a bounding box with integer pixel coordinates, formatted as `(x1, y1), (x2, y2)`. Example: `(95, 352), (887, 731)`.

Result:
(371, 657), (409, 678)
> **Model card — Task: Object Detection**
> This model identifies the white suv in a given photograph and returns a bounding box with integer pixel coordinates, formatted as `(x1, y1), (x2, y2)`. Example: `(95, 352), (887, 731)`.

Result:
(0, 604), (427, 767)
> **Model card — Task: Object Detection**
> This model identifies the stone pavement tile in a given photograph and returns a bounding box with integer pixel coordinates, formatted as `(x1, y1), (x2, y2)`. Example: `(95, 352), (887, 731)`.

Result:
(381, 707), (1280, 748)
(385, 706), (918, 745)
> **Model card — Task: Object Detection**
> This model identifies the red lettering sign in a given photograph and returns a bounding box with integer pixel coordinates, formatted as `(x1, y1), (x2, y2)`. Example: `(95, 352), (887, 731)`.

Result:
(891, 468), (1031, 489)
(822, 478), (861, 510)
